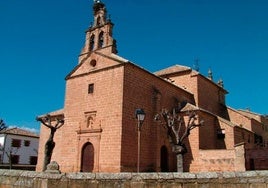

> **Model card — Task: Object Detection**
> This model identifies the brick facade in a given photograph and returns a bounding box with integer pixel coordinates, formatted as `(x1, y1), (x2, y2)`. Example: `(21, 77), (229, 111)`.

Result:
(36, 1), (268, 173)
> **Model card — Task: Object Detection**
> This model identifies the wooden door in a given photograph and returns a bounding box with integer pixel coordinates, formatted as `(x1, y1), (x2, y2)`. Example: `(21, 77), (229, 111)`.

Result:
(81, 142), (94, 172)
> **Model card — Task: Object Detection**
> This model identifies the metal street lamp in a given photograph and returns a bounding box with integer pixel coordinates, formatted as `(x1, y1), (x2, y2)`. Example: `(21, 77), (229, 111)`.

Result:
(135, 108), (146, 173)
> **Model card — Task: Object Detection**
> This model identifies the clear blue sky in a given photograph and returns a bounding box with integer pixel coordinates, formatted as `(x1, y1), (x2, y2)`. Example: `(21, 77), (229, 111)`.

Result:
(0, 0), (268, 132)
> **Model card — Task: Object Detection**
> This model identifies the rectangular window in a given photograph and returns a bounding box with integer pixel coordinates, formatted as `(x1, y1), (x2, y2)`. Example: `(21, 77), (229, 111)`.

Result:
(88, 84), (94, 94)
(11, 139), (21, 148)
(254, 134), (263, 146)
(30, 156), (38, 165)
(11, 155), (20, 164)
(24, 140), (30, 147)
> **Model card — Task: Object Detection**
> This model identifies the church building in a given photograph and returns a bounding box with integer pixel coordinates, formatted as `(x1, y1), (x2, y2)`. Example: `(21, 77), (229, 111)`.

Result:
(36, 1), (268, 172)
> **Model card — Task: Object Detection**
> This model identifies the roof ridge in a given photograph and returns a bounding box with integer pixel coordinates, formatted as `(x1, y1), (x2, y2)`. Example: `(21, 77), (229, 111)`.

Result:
(154, 64), (192, 76)
(1, 127), (39, 137)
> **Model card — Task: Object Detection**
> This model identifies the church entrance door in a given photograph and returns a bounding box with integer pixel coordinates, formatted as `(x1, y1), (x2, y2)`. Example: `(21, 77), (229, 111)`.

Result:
(81, 142), (94, 172)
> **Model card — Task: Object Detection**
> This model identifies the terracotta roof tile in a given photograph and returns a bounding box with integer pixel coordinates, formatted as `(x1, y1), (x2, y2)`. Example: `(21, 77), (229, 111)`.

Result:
(154, 65), (192, 76)
(37, 109), (64, 118)
(0, 127), (39, 138)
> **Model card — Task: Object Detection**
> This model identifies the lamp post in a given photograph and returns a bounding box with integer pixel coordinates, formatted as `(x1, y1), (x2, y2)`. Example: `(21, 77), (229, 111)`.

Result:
(135, 108), (146, 173)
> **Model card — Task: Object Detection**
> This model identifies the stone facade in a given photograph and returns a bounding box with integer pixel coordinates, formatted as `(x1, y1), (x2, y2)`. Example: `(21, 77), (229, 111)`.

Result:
(36, 1), (268, 173)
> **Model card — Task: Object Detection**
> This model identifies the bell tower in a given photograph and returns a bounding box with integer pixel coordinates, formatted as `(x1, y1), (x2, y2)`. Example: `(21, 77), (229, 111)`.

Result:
(79, 0), (117, 64)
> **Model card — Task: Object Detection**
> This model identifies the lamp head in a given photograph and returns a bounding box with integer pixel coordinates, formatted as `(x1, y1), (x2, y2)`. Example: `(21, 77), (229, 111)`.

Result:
(135, 108), (146, 122)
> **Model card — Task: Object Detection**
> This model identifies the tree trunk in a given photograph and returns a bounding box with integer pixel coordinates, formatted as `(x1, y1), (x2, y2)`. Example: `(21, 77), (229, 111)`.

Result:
(173, 145), (186, 172)
(176, 154), (183, 172)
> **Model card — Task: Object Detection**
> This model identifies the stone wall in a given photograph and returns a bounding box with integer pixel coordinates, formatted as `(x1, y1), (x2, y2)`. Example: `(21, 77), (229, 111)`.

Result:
(198, 149), (236, 172)
(246, 148), (268, 170)
(1, 170), (268, 188)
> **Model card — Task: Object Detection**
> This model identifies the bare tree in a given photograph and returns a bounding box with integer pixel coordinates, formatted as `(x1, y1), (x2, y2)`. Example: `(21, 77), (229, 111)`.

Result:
(0, 146), (18, 169)
(0, 119), (7, 131)
(155, 106), (204, 172)
(36, 114), (64, 171)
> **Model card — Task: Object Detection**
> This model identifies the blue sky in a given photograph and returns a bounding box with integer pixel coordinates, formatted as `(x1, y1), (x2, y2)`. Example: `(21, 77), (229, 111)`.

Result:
(0, 0), (267, 132)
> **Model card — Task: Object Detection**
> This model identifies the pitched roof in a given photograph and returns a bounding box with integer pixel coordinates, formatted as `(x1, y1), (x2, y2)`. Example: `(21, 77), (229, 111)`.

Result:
(46, 109), (64, 116)
(155, 64), (228, 94)
(37, 109), (64, 119)
(217, 116), (237, 128)
(237, 109), (262, 120)
(105, 53), (129, 63)
(65, 52), (129, 80)
(180, 103), (200, 112)
(154, 65), (192, 76)
(0, 127), (39, 138)
(180, 103), (242, 129)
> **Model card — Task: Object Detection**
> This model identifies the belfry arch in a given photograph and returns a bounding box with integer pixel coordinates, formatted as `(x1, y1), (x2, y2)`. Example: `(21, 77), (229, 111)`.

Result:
(89, 34), (95, 51)
(98, 31), (104, 48)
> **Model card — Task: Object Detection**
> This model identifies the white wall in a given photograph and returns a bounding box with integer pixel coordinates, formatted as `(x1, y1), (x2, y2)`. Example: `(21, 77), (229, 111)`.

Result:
(2, 134), (39, 165)
(0, 136), (4, 146)
(0, 135), (5, 162)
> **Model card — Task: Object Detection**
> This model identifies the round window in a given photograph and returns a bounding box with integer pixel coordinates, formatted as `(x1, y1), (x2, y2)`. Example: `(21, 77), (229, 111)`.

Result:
(90, 59), (97, 67)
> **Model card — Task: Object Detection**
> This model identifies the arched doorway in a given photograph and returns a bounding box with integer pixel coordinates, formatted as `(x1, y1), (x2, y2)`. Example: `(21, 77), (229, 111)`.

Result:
(160, 146), (169, 172)
(81, 142), (94, 172)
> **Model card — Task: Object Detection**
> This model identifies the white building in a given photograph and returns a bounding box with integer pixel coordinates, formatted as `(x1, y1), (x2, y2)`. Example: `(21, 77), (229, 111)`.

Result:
(0, 127), (39, 166)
